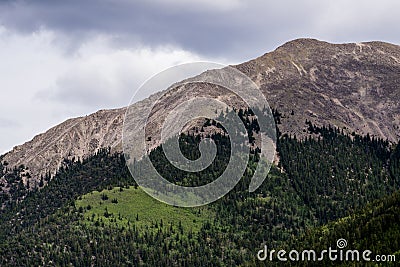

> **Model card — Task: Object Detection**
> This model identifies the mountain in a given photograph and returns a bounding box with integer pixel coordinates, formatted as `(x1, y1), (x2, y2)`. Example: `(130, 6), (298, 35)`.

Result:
(1, 38), (400, 188)
(237, 39), (400, 141)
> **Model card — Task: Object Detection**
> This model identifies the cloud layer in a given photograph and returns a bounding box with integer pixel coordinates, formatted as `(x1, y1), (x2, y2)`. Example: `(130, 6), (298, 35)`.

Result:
(1, 0), (399, 60)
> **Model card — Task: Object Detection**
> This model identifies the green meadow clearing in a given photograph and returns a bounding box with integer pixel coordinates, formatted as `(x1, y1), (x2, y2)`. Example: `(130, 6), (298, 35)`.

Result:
(75, 186), (213, 233)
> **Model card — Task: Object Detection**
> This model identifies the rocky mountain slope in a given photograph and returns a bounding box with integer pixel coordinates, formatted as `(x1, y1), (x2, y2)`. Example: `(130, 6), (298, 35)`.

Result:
(1, 38), (400, 187)
(237, 39), (400, 141)
(1, 108), (125, 186)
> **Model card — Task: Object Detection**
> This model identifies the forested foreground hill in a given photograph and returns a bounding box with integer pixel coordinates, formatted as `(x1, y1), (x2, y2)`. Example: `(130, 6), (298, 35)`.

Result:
(0, 117), (399, 266)
(289, 190), (400, 266)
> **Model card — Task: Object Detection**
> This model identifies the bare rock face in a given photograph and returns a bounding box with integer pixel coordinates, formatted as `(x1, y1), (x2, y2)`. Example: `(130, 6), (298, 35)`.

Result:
(236, 39), (400, 141)
(2, 38), (400, 188)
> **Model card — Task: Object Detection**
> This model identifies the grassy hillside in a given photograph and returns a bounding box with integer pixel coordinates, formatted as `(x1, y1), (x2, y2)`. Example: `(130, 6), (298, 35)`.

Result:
(76, 186), (212, 233)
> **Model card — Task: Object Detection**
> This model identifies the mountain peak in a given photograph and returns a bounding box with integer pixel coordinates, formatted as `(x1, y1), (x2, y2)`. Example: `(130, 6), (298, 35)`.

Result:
(276, 38), (330, 49)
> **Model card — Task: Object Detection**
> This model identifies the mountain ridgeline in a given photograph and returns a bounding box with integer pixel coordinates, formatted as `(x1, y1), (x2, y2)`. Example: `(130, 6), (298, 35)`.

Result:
(1, 38), (400, 191)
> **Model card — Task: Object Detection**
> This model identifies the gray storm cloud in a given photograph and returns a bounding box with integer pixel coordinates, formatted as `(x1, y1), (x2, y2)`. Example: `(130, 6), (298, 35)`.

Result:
(1, 0), (398, 61)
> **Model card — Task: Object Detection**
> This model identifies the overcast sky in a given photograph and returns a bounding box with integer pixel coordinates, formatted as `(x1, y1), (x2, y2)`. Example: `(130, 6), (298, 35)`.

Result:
(0, 0), (399, 154)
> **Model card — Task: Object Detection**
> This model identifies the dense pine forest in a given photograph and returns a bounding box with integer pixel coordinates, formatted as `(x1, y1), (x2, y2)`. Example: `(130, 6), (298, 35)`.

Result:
(290, 190), (400, 266)
(0, 109), (399, 266)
